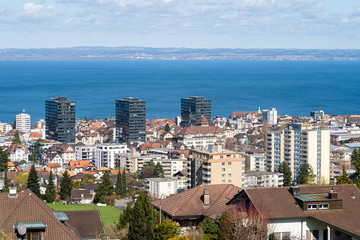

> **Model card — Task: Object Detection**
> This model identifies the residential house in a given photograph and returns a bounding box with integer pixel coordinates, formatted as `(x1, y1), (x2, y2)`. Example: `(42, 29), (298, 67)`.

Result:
(8, 144), (29, 162)
(227, 185), (360, 240)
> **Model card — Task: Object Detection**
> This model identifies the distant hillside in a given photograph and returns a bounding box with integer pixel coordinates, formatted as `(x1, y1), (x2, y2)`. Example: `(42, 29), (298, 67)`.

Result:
(1, 47), (360, 61)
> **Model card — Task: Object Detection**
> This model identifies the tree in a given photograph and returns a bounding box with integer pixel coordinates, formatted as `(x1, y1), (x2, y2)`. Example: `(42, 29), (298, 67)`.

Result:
(28, 139), (44, 163)
(45, 171), (56, 202)
(278, 161), (292, 186)
(153, 219), (180, 240)
(116, 168), (123, 196)
(199, 217), (219, 240)
(225, 119), (231, 128)
(118, 202), (133, 229)
(93, 171), (114, 203)
(27, 164), (41, 197)
(0, 230), (11, 240)
(337, 166), (353, 185)
(12, 131), (22, 145)
(154, 162), (164, 178)
(3, 171), (10, 193)
(121, 167), (127, 198)
(219, 208), (268, 240)
(297, 163), (316, 185)
(351, 148), (358, 164)
(59, 170), (73, 200)
(0, 146), (9, 173)
(128, 191), (154, 240)
(14, 172), (29, 191)
(165, 123), (171, 133)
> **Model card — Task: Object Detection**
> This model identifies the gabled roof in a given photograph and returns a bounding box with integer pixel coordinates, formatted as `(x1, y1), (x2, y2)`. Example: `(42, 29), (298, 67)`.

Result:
(0, 189), (80, 239)
(152, 184), (240, 220)
(29, 132), (42, 138)
(61, 210), (106, 238)
(9, 144), (29, 154)
(231, 185), (360, 238)
(177, 126), (224, 136)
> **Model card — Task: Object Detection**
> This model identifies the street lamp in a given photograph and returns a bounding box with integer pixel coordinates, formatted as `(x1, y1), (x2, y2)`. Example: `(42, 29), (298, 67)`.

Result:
(159, 194), (166, 224)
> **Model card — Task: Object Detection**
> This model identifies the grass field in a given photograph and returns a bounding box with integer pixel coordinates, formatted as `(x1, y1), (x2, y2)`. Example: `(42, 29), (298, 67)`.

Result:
(47, 203), (121, 227)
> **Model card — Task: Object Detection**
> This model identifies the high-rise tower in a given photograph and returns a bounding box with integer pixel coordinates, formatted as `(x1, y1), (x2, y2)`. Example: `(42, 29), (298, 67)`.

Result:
(16, 110), (31, 133)
(45, 96), (76, 143)
(180, 96), (211, 127)
(116, 97), (146, 142)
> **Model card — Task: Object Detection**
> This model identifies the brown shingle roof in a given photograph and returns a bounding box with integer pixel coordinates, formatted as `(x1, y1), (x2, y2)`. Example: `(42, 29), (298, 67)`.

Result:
(152, 184), (240, 220)
(0, 189), (80, 239)
(234, 185), (360, 238)
(62, 210), (106, 239)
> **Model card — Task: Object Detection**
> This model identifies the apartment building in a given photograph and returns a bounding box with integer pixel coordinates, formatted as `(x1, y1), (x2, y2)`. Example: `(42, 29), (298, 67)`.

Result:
(16, 110), (31, 133)
(94, 143), (128, 169)
(244, 153), (266, 172)
(116, 152), (185, 176)
(188, 144), (245, 188)
(266, 123), (330, 184)
(262, 107), (277, 125)
(75, 144), (96, 161)
(243, 171), (283, 188)
(180, 96), (211, 127)
(144, 178), (178, 199)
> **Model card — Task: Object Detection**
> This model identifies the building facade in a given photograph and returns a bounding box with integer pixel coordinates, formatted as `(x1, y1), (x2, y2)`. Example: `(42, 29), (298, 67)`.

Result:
(45, 96), (76, 143)
(16, 110), (31, 133)
(262, 107), (277, 125)
(188, 144), (245, 188)
(94, 143), (128, 169)
(180, 96), (211, 127)
(266, 123), (330, 184)
(116, 97), (146, 142)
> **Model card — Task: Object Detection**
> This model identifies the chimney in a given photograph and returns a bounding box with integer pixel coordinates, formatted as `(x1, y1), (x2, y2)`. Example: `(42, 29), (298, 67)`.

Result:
(8, 187), (18, 198)
(329, 188), (338, 199)
(289, 186), (300, 197)
(202, 188), (210, 207)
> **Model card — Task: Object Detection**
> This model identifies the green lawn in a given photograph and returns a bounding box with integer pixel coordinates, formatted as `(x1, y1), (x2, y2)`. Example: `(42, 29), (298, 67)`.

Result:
(47, 203), (121, 227)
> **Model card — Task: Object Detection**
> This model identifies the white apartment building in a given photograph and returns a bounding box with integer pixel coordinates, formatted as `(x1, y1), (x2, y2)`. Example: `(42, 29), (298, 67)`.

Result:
(116, 152), (185, 176)
(144, 178), (178, 199)
(95, 143), (128, 169)
(262, 107), (277, 125)
(177, 125), (224, 150)
(244, 153), (266, 172)
(266, 123), (330, 184)
(243, 171), (284, 188)
(16, 111), (31, 133)
(0, 122), (13, 134)
(75, 144), (96, 161)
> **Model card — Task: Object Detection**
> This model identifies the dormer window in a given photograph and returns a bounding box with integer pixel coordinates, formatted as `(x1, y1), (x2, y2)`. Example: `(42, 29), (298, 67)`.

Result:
(319, 203), (329, 209)
(307, 204), (318, 210)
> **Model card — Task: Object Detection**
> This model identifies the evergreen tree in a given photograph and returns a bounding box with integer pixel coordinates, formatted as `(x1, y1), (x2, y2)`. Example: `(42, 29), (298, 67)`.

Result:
(28, 139), (43, 163)
(336, 166), (353, 185)
(0, 147), (9, 173)
(121, 167), (127, 198)
(297, 163), (316, 185)
(59, 170), (73, 200)
(27, 164), (41, 197)
(93, 171), (114, 203)
(154, 162), (164, 178)
(45, 171), (57, 202)
(164, 123), (171, 133)
(128, 191), (154, 240)
(3, 171), (10, 193)
(116, 169), (123, 196)
(278, 161), (292, 186)
(12, 131), (22, 145)
(118, 202), (133, 229)
(351, 148), (358, 163)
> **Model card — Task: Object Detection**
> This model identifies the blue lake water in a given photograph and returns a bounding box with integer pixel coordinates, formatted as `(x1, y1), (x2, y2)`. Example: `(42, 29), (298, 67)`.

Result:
(1, 60), (360, 123)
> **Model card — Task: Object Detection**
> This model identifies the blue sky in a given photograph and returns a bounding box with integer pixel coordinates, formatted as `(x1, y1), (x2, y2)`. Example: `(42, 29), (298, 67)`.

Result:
(1, 0), (360, 49)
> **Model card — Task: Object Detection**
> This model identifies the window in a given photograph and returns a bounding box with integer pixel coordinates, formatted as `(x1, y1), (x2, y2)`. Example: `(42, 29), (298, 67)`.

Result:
(222, 168), (225, 172)
(220, 156), (223, 159)
(319, 203), (329, 209)
(228, 174), (232, 177)
(228, 168), (232, 171)
(228, 180), (231, 183)
(307, 204), (318, 210)
(222, 180), (225, 183)
(222, 174), (225, 178)
(228, 162), (232, 165)
(222, 162), (225, 166)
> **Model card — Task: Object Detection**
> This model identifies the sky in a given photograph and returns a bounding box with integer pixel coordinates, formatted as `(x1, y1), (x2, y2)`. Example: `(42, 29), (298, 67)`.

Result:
(1, 0), (360, 49)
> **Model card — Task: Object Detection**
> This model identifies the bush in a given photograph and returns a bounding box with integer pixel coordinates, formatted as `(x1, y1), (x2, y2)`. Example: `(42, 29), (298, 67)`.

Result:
(100, 195), (106, 204)
(105, 195), (116, 206)
(45, 193), (55, 203)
